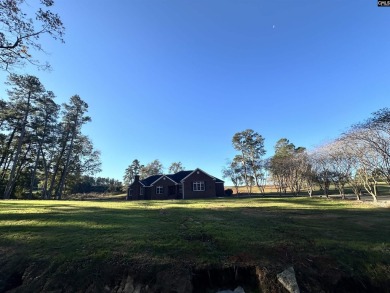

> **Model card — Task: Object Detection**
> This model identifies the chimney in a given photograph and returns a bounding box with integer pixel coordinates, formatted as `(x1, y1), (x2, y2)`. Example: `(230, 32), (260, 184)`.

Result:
(134, 175), (140, 182)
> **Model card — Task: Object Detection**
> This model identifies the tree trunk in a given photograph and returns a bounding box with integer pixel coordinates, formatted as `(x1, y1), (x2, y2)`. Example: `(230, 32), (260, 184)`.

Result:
(3, 93), (31, 199)
(55, 123), (77, 199)
(0, 128), (16, 175)
(29, 150), (40, 199)
(47, 134), (68, 198)
(39, 146), (49, 199)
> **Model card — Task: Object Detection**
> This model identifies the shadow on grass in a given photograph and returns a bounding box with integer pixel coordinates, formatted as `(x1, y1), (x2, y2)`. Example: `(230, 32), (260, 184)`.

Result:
(0, 198), (389, 292)
(0, 198), (389, 259)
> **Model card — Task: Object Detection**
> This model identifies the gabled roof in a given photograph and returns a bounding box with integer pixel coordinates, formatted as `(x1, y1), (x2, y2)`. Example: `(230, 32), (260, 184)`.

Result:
(181, 168), (224, 183)
(140, 175), (162, 187)
(139, 169), (224, 187)
(150, 175), (178, 186)
(166, 170), (193, 183)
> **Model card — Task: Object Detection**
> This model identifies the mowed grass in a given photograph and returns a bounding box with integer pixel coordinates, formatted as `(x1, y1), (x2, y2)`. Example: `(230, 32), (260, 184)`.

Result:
(0, 197), (389, 287)
(228, 183), (390, 196)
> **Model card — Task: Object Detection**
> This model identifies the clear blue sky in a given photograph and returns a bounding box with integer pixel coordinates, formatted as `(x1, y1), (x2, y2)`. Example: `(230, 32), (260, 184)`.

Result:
(1, 0), (389, 184)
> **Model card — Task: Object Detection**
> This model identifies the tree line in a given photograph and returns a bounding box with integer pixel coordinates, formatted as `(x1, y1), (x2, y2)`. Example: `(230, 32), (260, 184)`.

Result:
(223, 108), (390, 202)
(71, 176), (122, 194)
(0, 1), (121, 199)
(0, 74), (101, 199)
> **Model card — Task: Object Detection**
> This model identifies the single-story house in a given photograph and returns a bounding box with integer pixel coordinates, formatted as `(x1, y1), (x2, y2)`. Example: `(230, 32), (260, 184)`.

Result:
(127, 168), (225, 200)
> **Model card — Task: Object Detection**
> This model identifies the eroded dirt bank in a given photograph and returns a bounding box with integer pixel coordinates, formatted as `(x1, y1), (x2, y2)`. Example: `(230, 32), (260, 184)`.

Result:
(2, 258), (389, 293)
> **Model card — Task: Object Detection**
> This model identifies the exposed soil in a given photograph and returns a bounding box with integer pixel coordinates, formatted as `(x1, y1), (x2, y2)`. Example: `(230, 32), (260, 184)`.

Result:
(2, 255), (389, 293)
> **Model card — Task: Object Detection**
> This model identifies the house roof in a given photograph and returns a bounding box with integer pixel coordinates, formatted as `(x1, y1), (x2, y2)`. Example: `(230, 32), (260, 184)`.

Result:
(166, 170), (193, 183)
(150, 175), (178, 186)
(181, 168), (225, 183)
(139, 169), (224, 187)
(140, 175), (162, 187)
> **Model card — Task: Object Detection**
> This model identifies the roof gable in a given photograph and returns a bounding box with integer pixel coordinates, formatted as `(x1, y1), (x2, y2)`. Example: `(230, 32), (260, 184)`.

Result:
(166, 170), (193, 183)
(181, 168), (224, 183)
(150, 175), (178, 186)
(140, 175), (162, 187)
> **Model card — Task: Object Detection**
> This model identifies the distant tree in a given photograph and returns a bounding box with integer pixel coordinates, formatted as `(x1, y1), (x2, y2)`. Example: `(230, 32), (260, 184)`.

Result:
(322, 140), (353, 199)
(140, 159), (164, 178)
(347, 108), (390, 184)
(222, 157), (244, 194)
(341, 134), (382, 202)
(0, 0), (65, 71)
(232, 129), (266, 194)
(70, 176), (122, 194)
(168, 162), (184, 174)
(302, 163), (317, 198)
(274, 138), (295, 156)
(310, 147), (333, 198)
(123, 159), (143, 185)
(268, 138), (308, 196)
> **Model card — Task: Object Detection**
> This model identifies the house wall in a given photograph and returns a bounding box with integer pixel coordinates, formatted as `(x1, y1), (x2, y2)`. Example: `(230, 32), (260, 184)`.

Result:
(182, 171), (217, 199)
(216, 182), (225, 197)
(150, 177), (177, 200)
(129, 181), (144, 200)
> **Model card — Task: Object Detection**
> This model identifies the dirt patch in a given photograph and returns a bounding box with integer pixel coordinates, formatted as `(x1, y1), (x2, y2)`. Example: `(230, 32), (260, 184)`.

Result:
(3, 259), (389, 293)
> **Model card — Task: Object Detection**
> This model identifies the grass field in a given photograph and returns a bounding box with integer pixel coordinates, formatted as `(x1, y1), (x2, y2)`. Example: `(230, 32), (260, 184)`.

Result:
(0, 197), (389, 292)
(226, 183), (390, 197)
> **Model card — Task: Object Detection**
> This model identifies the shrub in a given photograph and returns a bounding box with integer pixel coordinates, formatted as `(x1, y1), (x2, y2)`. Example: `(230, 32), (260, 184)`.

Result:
(225, 189), (233, 196)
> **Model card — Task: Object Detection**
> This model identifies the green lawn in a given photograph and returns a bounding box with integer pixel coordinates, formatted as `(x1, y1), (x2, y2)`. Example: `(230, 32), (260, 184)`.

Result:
(0, 197), (389, 292)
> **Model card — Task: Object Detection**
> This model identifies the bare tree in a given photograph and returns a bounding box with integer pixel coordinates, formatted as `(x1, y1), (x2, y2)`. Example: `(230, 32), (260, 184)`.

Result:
(302, 159), (317, 198)
(342, 134), (382, 202)
(339, 108), (390, 202)
(310, 147), (333, 198)
(322, 140), (353, 199)
(168, 162), (184, 174)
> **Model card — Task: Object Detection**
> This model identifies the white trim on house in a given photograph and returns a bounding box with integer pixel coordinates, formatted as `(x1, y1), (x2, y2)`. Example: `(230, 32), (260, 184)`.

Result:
(150, 175), (177, 186)
(156, 186), (164, 194)
(193, 181), (205, 191)
(180, 168), (216, 182)
(149, 175), (164, 186)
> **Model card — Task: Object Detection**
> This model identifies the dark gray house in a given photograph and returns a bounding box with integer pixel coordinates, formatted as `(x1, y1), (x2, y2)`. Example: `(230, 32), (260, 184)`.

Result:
(127, 168), (225, 200)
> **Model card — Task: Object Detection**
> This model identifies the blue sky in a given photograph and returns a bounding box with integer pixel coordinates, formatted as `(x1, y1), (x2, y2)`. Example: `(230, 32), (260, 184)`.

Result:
(1, 0), (389, 183)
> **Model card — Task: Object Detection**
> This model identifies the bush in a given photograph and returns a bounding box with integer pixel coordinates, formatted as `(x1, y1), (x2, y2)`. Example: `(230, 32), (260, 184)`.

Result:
(225, 189), (233, 196)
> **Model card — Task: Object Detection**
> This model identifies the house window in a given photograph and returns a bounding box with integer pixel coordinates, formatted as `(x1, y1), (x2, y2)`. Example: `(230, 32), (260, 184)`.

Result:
(193, 181), (205, 191)
(156, 186), (164, 194)
(140, 187), (144, 195)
